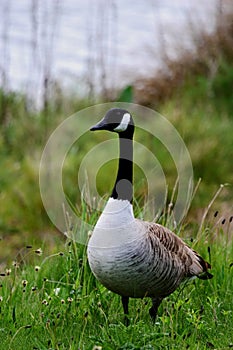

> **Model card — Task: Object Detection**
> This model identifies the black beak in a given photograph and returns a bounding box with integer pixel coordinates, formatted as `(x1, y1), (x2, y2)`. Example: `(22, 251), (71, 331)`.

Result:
(90, 118), (108, 131)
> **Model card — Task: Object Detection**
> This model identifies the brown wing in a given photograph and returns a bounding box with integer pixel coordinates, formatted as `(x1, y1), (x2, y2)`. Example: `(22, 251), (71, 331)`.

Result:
(144, 221), (213, 279)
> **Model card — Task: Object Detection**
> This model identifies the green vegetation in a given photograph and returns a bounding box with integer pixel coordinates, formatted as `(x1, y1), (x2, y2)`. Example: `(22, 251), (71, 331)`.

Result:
(1, 10), (233, 252)
(1, 56), (233, 255)
(0, 204), (232, 349)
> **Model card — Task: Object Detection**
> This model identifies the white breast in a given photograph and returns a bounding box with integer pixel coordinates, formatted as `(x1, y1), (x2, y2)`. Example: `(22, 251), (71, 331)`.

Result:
(88, 198), (136, 249)
(87, 198), (146, 296)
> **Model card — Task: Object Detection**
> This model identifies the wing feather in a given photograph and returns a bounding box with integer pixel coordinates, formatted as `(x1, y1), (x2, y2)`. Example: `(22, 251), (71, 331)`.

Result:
(138, 220), (212, 279)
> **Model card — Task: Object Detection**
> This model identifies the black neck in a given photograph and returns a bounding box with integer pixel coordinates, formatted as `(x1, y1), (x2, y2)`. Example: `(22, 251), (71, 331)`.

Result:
(111, 134), (133, 202)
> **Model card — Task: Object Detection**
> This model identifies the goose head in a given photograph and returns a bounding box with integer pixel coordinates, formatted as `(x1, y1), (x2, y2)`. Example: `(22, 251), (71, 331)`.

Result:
(90, 108), (134, 138)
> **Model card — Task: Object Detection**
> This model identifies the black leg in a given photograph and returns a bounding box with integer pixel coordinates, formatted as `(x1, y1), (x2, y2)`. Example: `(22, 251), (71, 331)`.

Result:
(121, 296), (129, 326)
(149, 298), (163, 321)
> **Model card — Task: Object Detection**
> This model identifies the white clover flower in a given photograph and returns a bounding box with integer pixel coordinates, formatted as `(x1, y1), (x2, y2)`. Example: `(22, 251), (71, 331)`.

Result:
(12, 261), (20, 268)
(54, 288), (60, 296)
(34, 248), (43, 256)
(22, 280), (28, 287)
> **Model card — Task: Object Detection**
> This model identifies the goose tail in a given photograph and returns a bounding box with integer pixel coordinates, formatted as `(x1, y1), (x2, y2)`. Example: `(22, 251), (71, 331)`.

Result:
(196, 257), (213, 279)
(189, 251), (213, 280)
(195, 254), (213, 280)
(197, 270), (213, 280)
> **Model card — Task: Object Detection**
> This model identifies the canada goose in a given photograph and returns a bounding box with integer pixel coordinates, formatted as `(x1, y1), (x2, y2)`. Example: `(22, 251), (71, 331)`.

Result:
(87, 108), (213, 324)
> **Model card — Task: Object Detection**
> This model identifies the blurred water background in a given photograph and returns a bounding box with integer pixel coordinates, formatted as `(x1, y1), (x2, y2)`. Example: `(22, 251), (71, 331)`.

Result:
(0, 0), (225, 105)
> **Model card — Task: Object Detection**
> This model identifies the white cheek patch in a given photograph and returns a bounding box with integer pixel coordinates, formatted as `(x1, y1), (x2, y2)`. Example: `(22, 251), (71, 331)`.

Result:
(114, 113), (131, 132)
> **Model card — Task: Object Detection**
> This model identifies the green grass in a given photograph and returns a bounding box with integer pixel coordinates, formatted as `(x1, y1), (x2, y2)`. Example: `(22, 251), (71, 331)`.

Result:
(0, 201), (232, 350)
